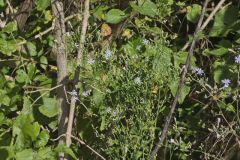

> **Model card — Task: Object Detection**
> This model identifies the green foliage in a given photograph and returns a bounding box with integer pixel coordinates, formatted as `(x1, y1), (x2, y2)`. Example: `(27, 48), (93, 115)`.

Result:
(105, 9), (127, 24)
(1, 0), (240, 159)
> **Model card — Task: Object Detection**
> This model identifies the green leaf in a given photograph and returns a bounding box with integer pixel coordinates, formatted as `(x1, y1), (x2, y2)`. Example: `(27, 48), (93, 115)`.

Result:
(15, 69), (29, 83)
(22, 122), (40, 141)
(186, 4), (201, 23)
(130, 0), (157, 17)
(93, 6), (109, 20)
(0, 0), (5, 7)
(54, 145), (77, 160)
(93, 90), (105, 106)
(27, 63), (37, 80)
(208, 47), (228, 56)
(36, 0), (50, 11)
(0, 90), (10, 106)
(36, 147), (55, 160)
(40, 56), (48, 70)
(169, 80), (190, 104)
(15, 149), (34, 160)
(0, 39), (18, 56)
(0, 73), (6, 89)
(2, 21), (17, 33)
(106, 9), (127, 24)
(26, 42), (37, 57)
(210, 5), (238, 37)
(35, 130), (49, 148)
(38, 98), (58, 118)
(213, 61), (229, 83)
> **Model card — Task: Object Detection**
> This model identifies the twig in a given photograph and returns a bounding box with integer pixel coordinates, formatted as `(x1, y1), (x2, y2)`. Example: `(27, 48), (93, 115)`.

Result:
(66, 0), (90, 147)
(150, 0), (210, 159)
(181, 0), (226, 51)
(51, 134), (106, 160)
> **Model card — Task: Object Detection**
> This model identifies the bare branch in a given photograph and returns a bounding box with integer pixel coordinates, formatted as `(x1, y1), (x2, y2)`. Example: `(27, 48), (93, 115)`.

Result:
(150, 0), (210, 159)
(181, 0), (226, 51)
(66, 0), (90, 147)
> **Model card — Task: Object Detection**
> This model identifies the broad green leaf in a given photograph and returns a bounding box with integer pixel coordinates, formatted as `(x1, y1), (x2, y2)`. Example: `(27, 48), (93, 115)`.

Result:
(27, 63), (37, 80)
(208, 47), (228, 56)
(36, 147), (55, 160)
(0, 39), (17, 56)
(2, 21), (17, 33)
(0, 90), (10, 106)
(35, 130), (49, 148)
(38, 97), (58, 118)
(93, 90), (105, 106)
(213, 61), (229, 83)
(169, 80), (190, 104)
(93, 6), (109, 20)
(210, 5), (238, 37)
(54, 145), (77, 160)
(0, 0), (5, 7)
(106, 9), (127, 24)
(15, 69), (29, 83)
(15, 149), (34, 160)
(130, 0), (157, 17)
(22, 122), (40, 141)
(36, 0), (50, 11)
(40, 56), (48, 70)
(186, 4), (201, 23)
(26, 42), (37, 56)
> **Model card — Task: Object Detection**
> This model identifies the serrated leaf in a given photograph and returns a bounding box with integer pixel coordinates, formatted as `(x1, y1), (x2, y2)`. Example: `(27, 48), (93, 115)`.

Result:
(54, 145), (77, 160)
(15, 149), (34, 160)
(106, 9), (127, 24)
(26, 42), (37, 56)
(38, 98), (58, 118)
(186, 4), (201, 23)
(2, 21), (17, 33)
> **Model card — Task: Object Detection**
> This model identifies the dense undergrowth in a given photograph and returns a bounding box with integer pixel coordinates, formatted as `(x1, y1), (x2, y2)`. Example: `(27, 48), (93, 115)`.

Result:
(1, 0), (240, 159)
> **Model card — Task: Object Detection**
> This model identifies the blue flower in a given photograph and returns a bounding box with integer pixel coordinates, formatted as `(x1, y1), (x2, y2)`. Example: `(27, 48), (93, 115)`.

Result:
(105, 48), (112, 60)
(106, 107), (112, 113)
(82, 89), (92, 97)
(221, 79), (231, 88)
(87, 58), (94, 65)
(235, 55), (240, 64)
(192, 67), (204, 75)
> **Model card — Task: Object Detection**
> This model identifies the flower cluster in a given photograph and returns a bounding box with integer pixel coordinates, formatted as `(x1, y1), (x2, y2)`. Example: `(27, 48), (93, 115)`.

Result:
(105, 48), (112, 60)
(143, 39), (150, 45)
(70, 89), (78, 103)
(106, 107), (117, 117)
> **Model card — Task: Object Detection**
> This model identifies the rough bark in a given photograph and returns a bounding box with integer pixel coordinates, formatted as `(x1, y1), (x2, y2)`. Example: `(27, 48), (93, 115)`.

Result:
(15, 0), (33, 31)
(51, 0), (69, 159)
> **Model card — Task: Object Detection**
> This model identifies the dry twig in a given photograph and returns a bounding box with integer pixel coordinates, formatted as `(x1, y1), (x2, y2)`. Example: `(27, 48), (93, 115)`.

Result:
(150, 0), (210, 159)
